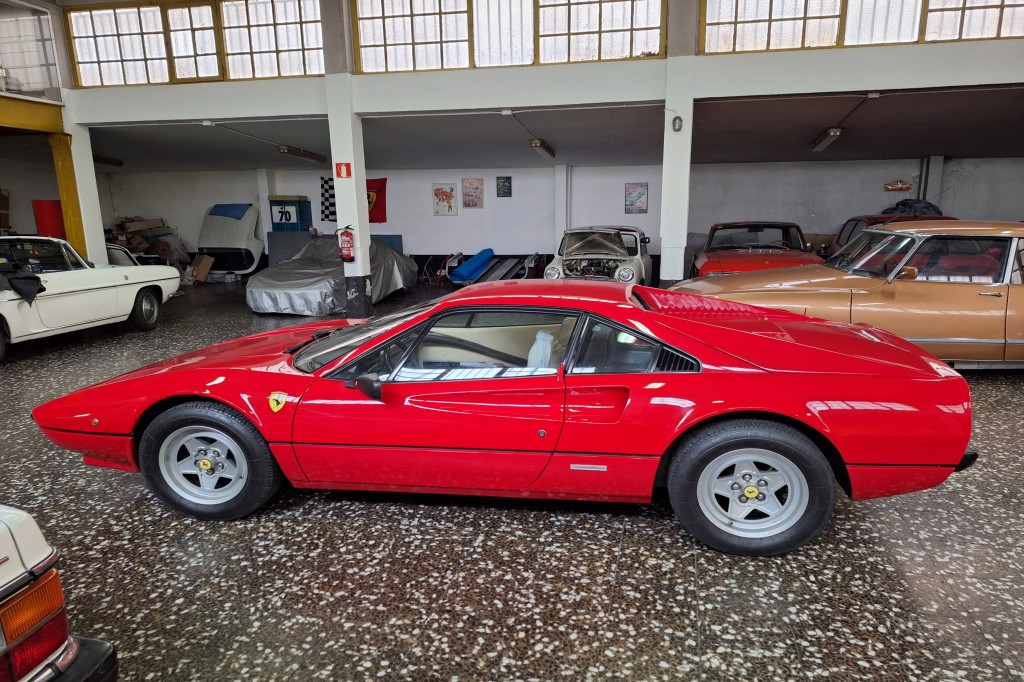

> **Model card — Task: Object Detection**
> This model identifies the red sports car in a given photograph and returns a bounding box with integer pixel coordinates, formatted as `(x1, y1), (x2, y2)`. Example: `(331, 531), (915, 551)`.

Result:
(691, 221), (824, 278)
(33, 280), (975, 556)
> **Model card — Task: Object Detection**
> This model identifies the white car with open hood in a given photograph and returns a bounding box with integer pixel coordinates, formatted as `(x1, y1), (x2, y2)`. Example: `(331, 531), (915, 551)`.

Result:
(544, 226), (653, 284)
(0, 236), (180, 362)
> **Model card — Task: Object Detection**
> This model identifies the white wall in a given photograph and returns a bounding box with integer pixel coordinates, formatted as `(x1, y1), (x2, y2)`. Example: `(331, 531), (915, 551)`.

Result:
(570, 166), (663, 252)
(0, 157), (60, 234)
(942, 159), (1024, 222)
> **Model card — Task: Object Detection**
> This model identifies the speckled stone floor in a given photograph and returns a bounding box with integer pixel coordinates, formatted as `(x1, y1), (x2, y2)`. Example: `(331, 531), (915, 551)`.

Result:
(2, 281), (1022, 681)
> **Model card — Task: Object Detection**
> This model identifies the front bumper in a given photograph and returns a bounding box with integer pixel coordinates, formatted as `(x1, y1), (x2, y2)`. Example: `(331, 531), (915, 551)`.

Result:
(30, 637), (117, 682)
(955, 447), (978, 472)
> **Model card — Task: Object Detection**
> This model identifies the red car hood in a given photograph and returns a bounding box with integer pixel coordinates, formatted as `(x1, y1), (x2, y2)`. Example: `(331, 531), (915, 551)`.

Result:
(699, 250), (824, 274)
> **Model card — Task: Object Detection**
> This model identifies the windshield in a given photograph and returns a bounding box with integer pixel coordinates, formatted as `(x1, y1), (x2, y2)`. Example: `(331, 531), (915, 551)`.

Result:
(560, 232), (628, 258)
(707, 224), (802, 251)
(293, 299), (438, 373)
(826, 230), (917, 278)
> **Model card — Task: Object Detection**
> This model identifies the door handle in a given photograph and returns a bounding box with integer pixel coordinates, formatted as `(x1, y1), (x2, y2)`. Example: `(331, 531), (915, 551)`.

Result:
(979, 291), (1003, 297)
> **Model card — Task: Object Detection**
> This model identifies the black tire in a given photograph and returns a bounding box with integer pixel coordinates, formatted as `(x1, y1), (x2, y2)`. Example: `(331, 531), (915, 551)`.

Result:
(0, 328), (6, 363)
(139, 401), (284, 520)
(129, 288), (160, 331)
(667, 419), (836, 556)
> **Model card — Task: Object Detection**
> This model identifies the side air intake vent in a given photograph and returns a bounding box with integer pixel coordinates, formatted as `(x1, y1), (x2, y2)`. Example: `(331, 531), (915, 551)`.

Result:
(656, 347), (699, 373)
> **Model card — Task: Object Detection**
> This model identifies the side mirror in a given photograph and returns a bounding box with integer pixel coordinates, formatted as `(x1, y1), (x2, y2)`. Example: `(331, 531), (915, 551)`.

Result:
(895, 265), (918, 281)
(345, 372), (382, 400)
(804, 242), (812, 252)
(641, 236), (651, 244)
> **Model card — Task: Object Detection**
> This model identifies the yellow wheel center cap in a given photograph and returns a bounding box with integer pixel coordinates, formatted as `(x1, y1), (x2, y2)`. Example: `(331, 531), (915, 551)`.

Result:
(743, 485), (759, 499)
(198, 459), (213, 471)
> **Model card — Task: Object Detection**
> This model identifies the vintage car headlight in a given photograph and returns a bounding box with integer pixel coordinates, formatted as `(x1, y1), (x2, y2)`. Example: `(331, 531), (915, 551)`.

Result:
(544, 266), (561, 279)
(616, 268), (635, 282)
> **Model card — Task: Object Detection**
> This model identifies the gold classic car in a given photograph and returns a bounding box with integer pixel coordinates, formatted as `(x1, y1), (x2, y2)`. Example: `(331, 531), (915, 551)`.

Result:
(670, 220), (1024, 369)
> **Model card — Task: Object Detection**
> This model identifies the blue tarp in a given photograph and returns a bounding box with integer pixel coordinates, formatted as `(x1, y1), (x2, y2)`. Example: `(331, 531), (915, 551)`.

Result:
(209, 204), (252, 220)
(449, 248), (494, 283)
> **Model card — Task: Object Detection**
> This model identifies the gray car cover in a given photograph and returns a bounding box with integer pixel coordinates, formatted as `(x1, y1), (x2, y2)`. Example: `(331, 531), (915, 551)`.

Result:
(246, 236), (417, 316)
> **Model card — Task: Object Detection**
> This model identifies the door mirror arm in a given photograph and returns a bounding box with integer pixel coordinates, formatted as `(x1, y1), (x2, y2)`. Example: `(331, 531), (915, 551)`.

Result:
(345, 373), (382, 400)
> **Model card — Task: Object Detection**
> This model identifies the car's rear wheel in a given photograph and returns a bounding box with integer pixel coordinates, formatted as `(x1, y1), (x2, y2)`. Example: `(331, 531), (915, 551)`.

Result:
(139, 402), (284, 520)
(668, 419), (836, 556)
(129, 288), (160, 331)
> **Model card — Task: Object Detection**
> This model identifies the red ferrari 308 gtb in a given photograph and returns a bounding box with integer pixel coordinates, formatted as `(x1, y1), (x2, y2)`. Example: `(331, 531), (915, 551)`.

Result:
(33, 280), (975, 556)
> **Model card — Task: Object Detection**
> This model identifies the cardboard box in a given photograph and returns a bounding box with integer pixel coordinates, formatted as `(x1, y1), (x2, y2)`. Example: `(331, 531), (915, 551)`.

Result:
(123, 218), (165, 232)
(186, 254), (215, 284)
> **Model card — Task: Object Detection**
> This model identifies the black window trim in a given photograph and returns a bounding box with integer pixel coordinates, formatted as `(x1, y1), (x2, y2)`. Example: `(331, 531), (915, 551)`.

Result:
(564, 313), (701, 376)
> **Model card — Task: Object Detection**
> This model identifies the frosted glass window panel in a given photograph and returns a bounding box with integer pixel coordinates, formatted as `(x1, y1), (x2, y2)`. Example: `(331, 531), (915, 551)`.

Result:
(254, 50), (278, 75)
(361, 46), (387, 70)
(1004, 7), (1024, 36)
(569, 32), (599, 60)
(443, 0), (469, 10)
(251, 25), (276, 51)
(144, 34), (167, 58)
(274, 0), (302, 23)
(168, 10), (190, 31)
(442, 13), (469, 40)
(147, 59), (169, 82)
(305, 48), (324, 72)
(925, 9), (961, 38)
(600, 29), (630, 57)
(706, 0), (736, 23)
(70, 13), (94, 37)
(962, 7), (1000, 36)
(386, 43), (414, 69)
(735, 20), (769, 49)
(222, 3), (249, 27)
(171, 31), (195, 57)
(844, 0), (922, 45)
(473, 0), (533, 66)
(384, 0), (412, 16)
(195, 29), (217, 54)
(929, 0), (962, 6)
(197, 54), (219, 76)
(226, 28), (251, 52)
(277, 23), (302, 49)
(359, 0), (383, 18)
(360, 19), (386, 44)
(571, 3), (600, 32)
(602, 1), (632, 30)
(965, 0), (992, 7)
(250, 0), (275, 24)
(228, 53), (253, 77)
(191, 7), (215, 28)
(414, 42), (441, 67)
(737, 0), (770, 22)
(303, 22), (324, 48)
(116, 10), (141, 34)
(413, 14), (441, 41)
(770, 18), (803, 46)
(772, 0), (803, 19)
(94, 10), (117, 35)
(804, 17), (839, 45)
(79, 63), (101, 86)
(633, 27), (659, 53)
(278, 49), (304, 74)
(301, 0), (322, 20)
(540, 6), (570, 33)
(99, 60), (124, 84)
(634, 0), (661, 27)
(96, 36), (121, 60)
(385, 17), (413, 42)
(75, 37), (98, 62)
(120, 35), (145, 60)
(806, 0), (841, 15)
(123, 60), (148, 83)
(442, 39), (469, 66)
(140, 8), (163, 33)
(414, 0), (440, 11)
(540, 34), (569, 61)
(704, 23), (735, 51)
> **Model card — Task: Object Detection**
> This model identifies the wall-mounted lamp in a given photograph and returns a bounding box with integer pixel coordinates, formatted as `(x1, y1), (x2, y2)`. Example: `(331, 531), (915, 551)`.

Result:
(278, 145), (327, 164)
(672, 116), (683, 132)
(530, 138), (556, 160)
(811, 127), (843, 152)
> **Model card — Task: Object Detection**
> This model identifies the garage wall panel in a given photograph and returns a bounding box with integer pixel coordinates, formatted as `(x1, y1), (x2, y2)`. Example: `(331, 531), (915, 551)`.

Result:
(941, 159), (1024, 223)
(0, 156), (60, 235)
(570, 166), (664, 253)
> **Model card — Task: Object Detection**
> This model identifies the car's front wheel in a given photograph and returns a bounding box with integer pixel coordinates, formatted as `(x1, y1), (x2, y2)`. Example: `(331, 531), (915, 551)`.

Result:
(668, 419), (836, 556)
(129, 288), (160, 331)
(139, 402), (284, 520)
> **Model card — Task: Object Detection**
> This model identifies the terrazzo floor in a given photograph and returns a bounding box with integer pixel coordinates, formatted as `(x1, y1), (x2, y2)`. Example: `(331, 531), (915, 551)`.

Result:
(2, 281), (1022, 681)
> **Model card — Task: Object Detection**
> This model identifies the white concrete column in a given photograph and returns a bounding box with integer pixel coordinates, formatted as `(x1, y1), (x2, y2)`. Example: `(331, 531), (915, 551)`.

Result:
(255, 169), (276, 243)
(64, 122), (108, 264)
(659, 58), (696, 284)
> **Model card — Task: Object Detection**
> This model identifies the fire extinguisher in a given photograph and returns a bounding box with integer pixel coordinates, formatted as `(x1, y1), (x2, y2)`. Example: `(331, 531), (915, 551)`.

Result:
(336, 225), (355, 263)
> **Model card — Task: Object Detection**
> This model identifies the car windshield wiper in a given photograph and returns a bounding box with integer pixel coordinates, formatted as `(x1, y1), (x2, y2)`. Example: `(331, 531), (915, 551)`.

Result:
(284, 329), (333, 355)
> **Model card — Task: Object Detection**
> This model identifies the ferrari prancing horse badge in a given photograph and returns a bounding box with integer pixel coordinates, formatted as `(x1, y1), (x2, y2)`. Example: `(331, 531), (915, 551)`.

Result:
(268, 392), (288, 413)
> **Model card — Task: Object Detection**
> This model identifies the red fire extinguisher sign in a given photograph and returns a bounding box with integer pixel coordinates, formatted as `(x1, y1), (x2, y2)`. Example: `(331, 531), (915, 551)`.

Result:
(335, 162), (352, 178)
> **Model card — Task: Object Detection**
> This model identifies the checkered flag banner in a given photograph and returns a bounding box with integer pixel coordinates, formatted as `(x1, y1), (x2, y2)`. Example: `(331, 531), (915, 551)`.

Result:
(320, 176), (336, 222)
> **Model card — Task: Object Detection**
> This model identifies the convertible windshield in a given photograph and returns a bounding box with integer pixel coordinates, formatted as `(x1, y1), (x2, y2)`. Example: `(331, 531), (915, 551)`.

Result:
(706, 224), (802, 251)
(292, 299), (438, 373)
(826, 230), (917, 277)
(560, 232), (629, 258)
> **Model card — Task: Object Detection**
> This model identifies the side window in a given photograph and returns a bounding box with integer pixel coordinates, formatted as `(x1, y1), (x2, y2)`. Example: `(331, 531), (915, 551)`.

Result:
(570, 318), (658, 375)
(393, 310), (579, 382)
(907, 237), (1007, 283)
(332, 327), (422, 382)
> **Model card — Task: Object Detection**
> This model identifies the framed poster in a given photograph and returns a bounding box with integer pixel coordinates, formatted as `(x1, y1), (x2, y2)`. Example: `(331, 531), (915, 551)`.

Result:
(496, 176), (512, 198)
(462, 178), (484, 208)
(625, 182), (648, 214)
(433, 183), (458, 216)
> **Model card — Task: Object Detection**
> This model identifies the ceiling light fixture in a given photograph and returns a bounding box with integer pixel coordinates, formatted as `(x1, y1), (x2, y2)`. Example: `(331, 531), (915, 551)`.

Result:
(278, 145), (327, 164)
(811, 127), (843, 152)
(530, 138), (555, 160)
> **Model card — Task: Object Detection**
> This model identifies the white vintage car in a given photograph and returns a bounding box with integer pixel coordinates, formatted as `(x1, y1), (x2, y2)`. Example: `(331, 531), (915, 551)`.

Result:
(0, 236), (180, 362)
(544, 226), (653, 284)
(0, 504), (118, 679)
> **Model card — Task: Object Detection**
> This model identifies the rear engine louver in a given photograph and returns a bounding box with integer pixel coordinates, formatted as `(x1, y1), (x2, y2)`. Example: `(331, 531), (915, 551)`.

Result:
(656, 347), (698, 373)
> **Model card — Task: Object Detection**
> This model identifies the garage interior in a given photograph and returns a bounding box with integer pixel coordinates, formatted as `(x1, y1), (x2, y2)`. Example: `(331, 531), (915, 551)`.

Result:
(2, 0), (1024, 678)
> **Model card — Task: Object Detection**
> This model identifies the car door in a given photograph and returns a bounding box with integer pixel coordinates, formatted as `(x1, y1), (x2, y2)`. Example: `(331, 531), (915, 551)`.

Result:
(1003, 238), (1024, 362)
(291, 309), (577, 490)
(851, 236), (1010, 361)
(26, 241), (121, 329)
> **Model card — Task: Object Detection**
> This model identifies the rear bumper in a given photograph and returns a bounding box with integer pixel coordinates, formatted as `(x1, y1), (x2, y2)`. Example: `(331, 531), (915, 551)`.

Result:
(848, 449), (979, 501)
(30, 637), (117, 682)
(956, 447), (978, 472)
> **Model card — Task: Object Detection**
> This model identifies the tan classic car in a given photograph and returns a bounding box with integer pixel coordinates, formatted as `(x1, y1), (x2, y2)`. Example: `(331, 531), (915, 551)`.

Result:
(671, 221), (1024, 369)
